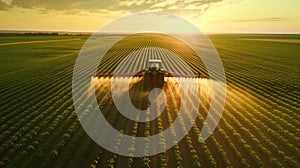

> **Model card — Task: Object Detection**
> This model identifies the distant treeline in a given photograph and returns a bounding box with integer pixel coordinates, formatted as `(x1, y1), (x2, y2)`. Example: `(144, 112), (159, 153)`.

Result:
(0, 32), (89, 36)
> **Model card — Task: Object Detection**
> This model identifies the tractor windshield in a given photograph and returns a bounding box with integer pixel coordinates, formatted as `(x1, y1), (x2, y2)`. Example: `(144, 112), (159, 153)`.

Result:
(148, 60), (162, 70)
(150, 62), (160, 69)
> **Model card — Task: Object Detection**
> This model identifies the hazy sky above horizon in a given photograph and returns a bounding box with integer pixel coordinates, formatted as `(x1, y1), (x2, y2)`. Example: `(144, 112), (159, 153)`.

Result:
(0, 0), (299, 33)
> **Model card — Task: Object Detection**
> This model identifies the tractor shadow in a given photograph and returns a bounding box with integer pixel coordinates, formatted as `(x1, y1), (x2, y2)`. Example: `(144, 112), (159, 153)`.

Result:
(128, 77), (179, 111)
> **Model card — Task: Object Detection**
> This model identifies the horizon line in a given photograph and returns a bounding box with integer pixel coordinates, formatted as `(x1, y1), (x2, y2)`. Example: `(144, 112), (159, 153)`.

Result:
(0, 29), (299, 35)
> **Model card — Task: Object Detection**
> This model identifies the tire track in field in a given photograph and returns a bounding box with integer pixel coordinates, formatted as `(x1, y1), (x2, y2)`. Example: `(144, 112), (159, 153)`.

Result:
(0, 38), (81, 46)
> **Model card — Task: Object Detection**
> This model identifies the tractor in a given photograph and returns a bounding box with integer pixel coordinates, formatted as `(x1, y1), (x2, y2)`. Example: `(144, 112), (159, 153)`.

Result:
(94, 59), (208, 89)
(144, 59), (164, 89)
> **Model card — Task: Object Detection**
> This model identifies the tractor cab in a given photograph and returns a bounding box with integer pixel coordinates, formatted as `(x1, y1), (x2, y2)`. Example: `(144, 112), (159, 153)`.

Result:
(144, 59), (164, 89)
(148, 59), (162, 71)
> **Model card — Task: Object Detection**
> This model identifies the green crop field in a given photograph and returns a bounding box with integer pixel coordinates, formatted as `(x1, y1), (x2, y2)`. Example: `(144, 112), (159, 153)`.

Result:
(0, 34), (299, 168)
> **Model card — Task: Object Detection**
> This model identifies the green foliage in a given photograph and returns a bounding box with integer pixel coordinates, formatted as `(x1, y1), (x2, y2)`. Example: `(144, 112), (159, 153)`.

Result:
(0, 34), (299, 167)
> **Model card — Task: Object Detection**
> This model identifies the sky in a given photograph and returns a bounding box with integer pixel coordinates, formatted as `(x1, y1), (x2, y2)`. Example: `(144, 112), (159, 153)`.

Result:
(0, 0), (299, 34)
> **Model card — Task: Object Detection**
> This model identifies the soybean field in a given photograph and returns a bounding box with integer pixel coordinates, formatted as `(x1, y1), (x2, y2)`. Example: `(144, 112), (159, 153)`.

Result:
(0, 34), (299, 167)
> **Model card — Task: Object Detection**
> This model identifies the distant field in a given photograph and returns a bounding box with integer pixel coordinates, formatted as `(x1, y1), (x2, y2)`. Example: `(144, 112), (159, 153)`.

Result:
(0, 36), (80, 44)
(0, 34), (299, 167)
(0, 38), (81, 46)
(239, 38), (300, 43)
(0, 36), (88, 75)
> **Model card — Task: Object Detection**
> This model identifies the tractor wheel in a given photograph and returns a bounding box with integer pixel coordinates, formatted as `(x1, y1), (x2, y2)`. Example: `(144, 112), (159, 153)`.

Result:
(157, 72), (164, 88)
(144, 73), (151, 91)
